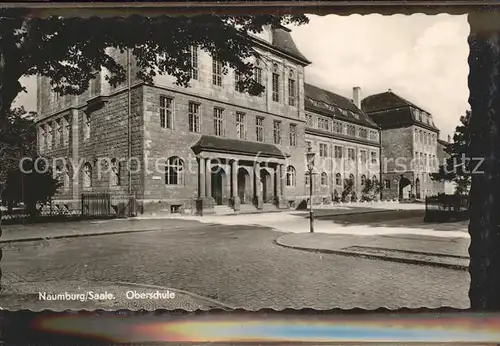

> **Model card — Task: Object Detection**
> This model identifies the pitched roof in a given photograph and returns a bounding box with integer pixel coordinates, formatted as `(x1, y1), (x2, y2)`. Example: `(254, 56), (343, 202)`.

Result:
(361, 90), (439, 131)
(191, 135), (288, 159)
(304, 83), (379, 129)
(361, 90), (428, 114)
(271, 27), (310, 64)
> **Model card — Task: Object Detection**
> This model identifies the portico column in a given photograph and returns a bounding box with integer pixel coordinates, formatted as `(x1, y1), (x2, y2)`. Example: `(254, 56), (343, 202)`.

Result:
(231, 160), (240, 210)
(205, 157), (211, 199)
(254, 161), (263, 209)
(198, 156), (205, 198)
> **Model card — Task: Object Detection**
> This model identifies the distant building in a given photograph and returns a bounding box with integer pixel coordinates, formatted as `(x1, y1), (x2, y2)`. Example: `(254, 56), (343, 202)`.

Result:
(304, 84), (381, 202)
(362, 89), (444, 201)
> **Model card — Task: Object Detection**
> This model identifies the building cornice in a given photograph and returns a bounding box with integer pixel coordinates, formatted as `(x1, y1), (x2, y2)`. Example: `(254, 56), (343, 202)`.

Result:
(305, 127), (381, 148)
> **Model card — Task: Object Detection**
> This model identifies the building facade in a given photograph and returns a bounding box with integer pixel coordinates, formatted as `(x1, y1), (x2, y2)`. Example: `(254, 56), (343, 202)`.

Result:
(361, 90), (444, 201)
(36, 26), (322, 214)
(304, 84), (381, 202)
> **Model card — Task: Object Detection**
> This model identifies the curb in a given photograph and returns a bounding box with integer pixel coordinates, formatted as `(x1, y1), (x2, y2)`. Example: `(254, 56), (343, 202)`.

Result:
(275, 238), (468, 271)
(0, 228), (172, 244)
(115, 281), (235, 310)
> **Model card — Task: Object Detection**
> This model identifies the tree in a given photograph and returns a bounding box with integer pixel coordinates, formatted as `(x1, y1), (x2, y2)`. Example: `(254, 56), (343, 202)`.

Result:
(341, 178), (354, 202)
(0, 107), (37, 185)
(2, 157), (61, 217)
(430, 110), (471, 195)
(0, 9), (308, 126)
(468, 12), (500, 311)
(361, 178), (379, 202)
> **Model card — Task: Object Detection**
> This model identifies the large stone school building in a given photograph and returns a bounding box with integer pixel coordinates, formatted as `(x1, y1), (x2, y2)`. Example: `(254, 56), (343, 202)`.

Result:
(35, 25), (445, 215)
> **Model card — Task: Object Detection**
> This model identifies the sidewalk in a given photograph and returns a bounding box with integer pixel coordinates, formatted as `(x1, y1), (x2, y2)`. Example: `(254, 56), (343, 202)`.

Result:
(0, 279), (232, 311)
(0, 218), (207, 243)
(276, 232), (470, 270)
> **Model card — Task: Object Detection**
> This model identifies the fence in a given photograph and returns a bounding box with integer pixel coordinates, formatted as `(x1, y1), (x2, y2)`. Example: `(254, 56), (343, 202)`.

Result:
(1, 193), (137, 225)
(424, 194), (469, 223)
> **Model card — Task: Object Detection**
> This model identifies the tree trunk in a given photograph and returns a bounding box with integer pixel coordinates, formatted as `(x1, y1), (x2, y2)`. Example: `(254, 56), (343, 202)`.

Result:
(468, 13), (500, 311)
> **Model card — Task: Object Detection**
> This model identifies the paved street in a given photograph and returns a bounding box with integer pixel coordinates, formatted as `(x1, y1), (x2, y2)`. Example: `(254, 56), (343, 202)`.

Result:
(1, 217), (470, 310)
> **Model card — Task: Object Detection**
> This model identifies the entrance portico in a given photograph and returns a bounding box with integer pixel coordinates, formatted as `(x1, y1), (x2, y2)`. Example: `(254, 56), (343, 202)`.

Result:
(192, 136), (289, 215)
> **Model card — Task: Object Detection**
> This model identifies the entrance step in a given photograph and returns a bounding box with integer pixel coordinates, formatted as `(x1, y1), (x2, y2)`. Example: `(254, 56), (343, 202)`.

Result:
(213, 205), (235, 215)
(262, 203), (278, 212)
(237, 204), (258, 214)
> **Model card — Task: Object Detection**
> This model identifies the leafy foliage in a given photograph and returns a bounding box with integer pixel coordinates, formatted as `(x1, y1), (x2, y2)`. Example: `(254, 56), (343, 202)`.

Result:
(0, 9), (308, 123)
(361, 178), (380, 202)
(0, 107), (37, 183)
(341, 178), (354, 202)
(1, 157), (61, 217)
(430, 110), (471, 195)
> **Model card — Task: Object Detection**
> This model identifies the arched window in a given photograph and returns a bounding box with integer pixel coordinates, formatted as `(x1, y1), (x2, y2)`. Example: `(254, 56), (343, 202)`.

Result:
(335, 173), (342, 186)
(372, 175), (378, 184)
(349, 173), (355, 187)
(361, 175), (366, 185)
(165, 156), (184, 185)
(272, 63), (279, 73)
(83, 162), (92, 188)
(320, 172), (328, 186)
(289, 69), (294, 79)
(286, 166), (296, 187)
(110, 158), (121, 186)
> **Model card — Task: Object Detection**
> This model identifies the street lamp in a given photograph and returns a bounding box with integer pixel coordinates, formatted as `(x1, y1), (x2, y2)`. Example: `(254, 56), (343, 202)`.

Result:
(305, 142), (316, 233)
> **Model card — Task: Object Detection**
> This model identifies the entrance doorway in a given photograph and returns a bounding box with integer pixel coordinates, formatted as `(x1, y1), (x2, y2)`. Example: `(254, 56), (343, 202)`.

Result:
(237, 167), (250, 203)
(260, 169), (272, 203)
(211, 165), (227, 205)
(398, 176), (412, 200)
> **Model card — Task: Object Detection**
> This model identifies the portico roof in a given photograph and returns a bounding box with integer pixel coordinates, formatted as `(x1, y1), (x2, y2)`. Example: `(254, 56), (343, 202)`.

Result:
(191, 135), (289, 159)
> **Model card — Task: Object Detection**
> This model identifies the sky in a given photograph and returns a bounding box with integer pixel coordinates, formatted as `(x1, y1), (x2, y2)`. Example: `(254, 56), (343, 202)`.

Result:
(13, 14), (469, 140)
(290, 14), (470, 140)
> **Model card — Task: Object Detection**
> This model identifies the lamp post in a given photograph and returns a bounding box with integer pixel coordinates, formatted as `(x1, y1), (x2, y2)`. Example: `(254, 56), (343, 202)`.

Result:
(305, 142), (316, 233)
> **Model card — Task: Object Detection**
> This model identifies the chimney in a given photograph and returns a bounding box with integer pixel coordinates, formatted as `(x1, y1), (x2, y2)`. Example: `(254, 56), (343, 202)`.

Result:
(353, 86), (361, 109)
(388, 88), (392, 93)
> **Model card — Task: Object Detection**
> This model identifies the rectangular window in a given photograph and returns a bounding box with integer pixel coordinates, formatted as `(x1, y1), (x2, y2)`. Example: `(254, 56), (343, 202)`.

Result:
(83, 114), (90, 140)
(334, 145), (343, 159)
(384, 179), (391, 189)
(213, 107), (224, 136)
(188, 45), (198, 80)
(347, 125), (356, 137)
(333, 121), (343, 134)
(254, 67), (262, 85)
(306, 114), (314, 127)
(212, 57), (222, 86)
(289, 124), (297, 146)
(348, 148), (355, 161)
(288, 78), (296, 106)
(40, 125), (46, 151)
(46, 123), (53, 149)
(63, 116), (70, 146)
(236, 112), (246, 140)
(318, 117), (330, 131)
(188, 102), (200, 133)
(256, 116), (264, 142)
(159, 96), (174, 129)
(55, 120), (61, 147)
(370, 151), (377, 164)
(319, 143), (328, 157)
(359, 128), (368, 139)
(89, 71), (100, 97)
(273, 120), (281, 144)
(234, 72), (244, 93)
(305, 173), (310, 186)
(360, 150), (367, 163)
(272, 73), (280, 102)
